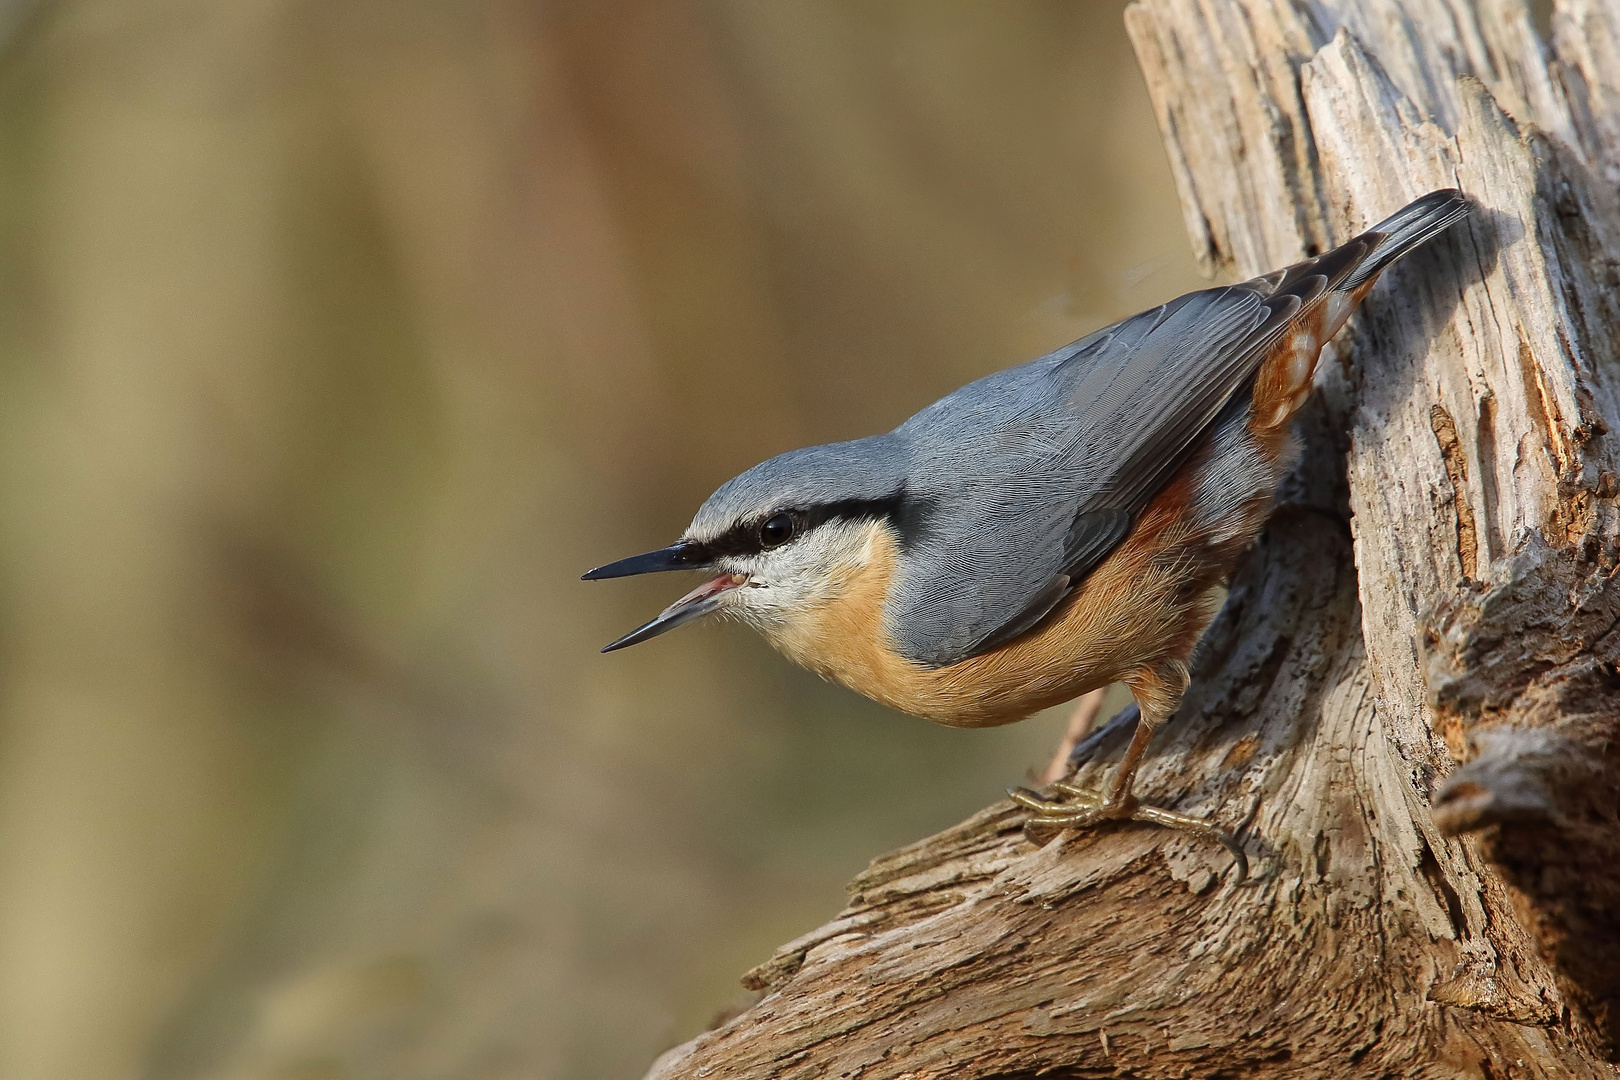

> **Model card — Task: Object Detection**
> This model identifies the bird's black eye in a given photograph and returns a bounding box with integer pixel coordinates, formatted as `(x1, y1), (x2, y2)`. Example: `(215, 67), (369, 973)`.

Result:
(758, 512), (795, 549)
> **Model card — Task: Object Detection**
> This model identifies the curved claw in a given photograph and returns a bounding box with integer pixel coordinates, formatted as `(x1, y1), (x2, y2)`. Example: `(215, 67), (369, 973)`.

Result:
(1006, 786), (1057, 813)
(1008, 785), (1248, 885)
(1008, 783), (1105, 813)
(1048, 780), (1106, 806)
(1131, 804), (1249, 884)
(1010, 786), (1103, 845)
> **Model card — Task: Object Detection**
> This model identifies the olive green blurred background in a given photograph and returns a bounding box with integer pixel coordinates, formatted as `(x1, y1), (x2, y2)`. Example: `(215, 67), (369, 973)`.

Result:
(0, 2), (1205, 1077)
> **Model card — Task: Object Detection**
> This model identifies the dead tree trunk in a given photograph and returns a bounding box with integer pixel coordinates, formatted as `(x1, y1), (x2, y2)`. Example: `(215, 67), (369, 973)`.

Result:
(643, 1), (1620, 1076)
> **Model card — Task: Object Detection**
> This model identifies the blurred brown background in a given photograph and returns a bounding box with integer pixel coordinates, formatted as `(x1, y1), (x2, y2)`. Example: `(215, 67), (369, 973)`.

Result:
(0, 2), (1204, 1077)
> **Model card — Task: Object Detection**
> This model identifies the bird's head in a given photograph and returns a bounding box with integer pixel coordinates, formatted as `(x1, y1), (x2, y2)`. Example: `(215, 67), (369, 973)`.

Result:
(584, 436), (909, 651)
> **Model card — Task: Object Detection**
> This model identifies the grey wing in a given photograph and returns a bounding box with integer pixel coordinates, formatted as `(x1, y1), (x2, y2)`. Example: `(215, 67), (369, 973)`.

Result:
(889, 281), (1307, 668)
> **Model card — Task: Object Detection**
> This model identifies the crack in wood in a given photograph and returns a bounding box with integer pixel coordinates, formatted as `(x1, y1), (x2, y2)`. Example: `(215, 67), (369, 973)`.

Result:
(1432, 402), (1482, 580)
(645, 2), (1620, 1075)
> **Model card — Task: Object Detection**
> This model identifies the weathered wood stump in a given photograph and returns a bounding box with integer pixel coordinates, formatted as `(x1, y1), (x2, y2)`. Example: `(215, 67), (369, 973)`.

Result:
(644, 2), (1620, 1076)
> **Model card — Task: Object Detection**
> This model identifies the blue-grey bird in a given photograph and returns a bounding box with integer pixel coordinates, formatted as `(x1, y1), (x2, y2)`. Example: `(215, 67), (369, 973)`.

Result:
(585, 190), (1470, 877)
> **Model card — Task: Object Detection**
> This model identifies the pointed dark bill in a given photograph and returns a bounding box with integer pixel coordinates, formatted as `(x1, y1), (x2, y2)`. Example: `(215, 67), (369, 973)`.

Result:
(600, 574), (747, 652)
(581, 541), (708, 581)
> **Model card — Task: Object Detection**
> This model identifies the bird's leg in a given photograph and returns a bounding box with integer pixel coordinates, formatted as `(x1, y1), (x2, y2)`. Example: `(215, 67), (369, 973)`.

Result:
(1007, 709), (1161, 830)
(1009, 664), (1247, 881)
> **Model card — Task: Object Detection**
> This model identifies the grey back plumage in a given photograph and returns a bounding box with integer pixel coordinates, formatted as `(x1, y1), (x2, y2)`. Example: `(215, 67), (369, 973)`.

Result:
(885, 283), (1294, 665)
(690, 190), (1470, 669)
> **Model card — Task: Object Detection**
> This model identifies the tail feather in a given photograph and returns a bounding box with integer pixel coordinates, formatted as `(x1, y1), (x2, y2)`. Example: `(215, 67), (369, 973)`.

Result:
(1246, 189), (1471, 433)
(1341, 188), (1471, 289)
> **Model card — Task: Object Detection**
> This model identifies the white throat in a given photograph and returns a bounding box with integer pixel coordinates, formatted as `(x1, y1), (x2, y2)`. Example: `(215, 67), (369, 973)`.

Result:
(710, 517), (891, 632)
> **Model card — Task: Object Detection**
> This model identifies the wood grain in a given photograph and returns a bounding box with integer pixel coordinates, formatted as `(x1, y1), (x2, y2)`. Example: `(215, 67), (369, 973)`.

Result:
(643, 1), (1620, 1075)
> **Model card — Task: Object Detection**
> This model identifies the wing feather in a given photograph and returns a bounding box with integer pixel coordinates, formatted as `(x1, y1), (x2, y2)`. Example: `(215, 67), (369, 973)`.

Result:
(888, 281), (1300, 668)
(883, 191), (1469, 670)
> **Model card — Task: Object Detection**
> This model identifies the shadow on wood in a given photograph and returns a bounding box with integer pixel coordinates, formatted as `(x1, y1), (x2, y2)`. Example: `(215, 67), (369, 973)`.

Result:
(646, 0), (1620, 1075)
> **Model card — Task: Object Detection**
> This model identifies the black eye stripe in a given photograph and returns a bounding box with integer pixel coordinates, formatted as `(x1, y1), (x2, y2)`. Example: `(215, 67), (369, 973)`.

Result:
(705, 497), (901, 559)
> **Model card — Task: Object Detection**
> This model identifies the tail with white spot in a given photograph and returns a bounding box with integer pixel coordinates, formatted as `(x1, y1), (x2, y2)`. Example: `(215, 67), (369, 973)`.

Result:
(1248, 189), (1471, 431)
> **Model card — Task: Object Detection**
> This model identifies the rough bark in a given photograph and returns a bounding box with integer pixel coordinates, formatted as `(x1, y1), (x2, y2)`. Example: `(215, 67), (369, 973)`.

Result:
(643, 1), (1620, 1076)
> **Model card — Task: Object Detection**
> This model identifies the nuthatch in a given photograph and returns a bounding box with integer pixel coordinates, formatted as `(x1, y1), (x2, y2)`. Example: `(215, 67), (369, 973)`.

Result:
(586, 190), (1470, 879)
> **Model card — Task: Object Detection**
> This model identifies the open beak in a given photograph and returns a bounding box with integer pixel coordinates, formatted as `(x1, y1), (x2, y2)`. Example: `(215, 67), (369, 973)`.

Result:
(599, 573), (747, 652)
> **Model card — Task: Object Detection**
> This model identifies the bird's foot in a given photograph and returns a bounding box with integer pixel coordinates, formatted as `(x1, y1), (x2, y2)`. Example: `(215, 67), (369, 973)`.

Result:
(1007, 780), (1248, 884)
